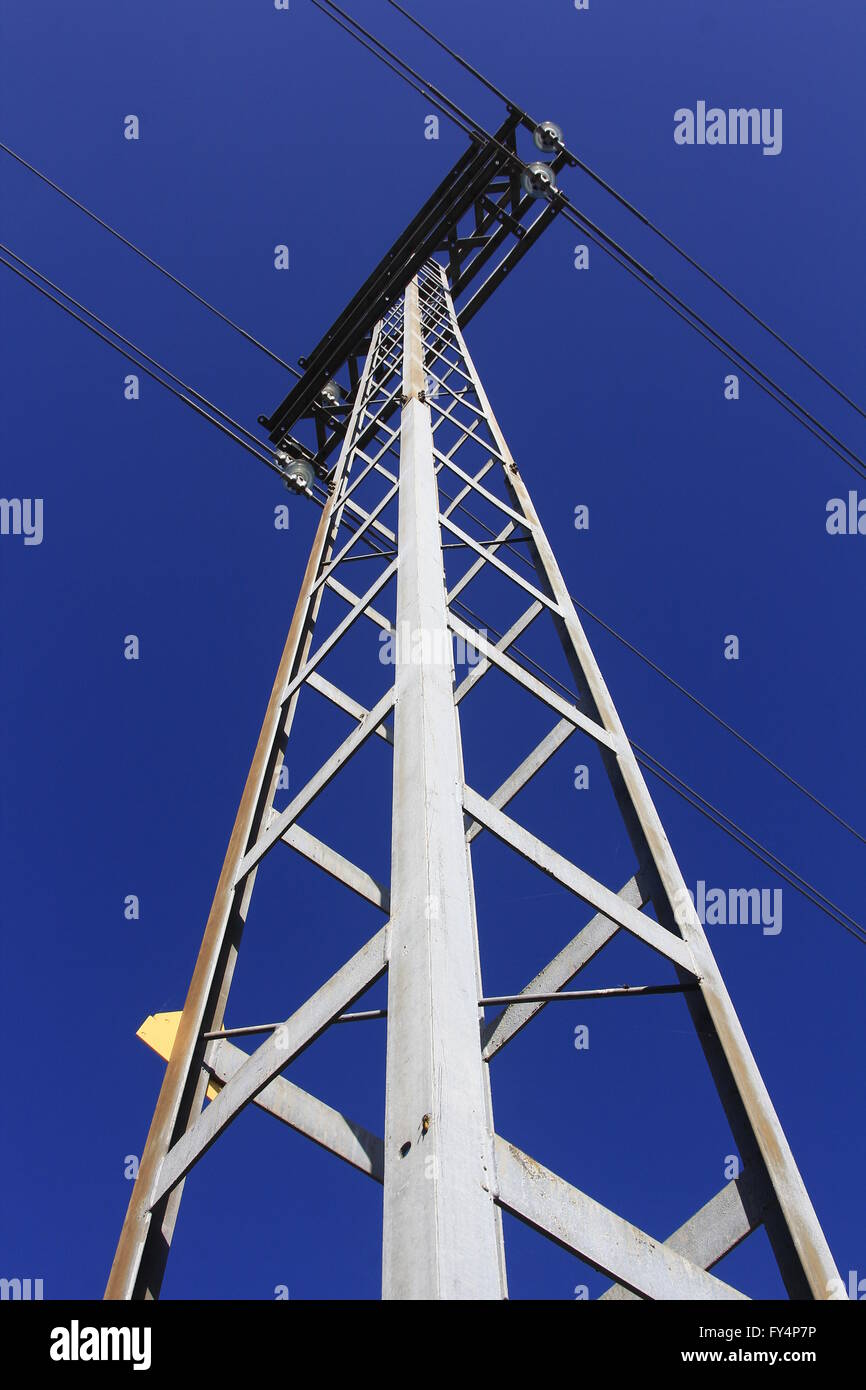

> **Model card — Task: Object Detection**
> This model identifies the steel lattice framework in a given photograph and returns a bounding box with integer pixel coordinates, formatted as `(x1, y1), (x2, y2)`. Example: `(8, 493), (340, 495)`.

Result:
(107, 262), (842, 1302)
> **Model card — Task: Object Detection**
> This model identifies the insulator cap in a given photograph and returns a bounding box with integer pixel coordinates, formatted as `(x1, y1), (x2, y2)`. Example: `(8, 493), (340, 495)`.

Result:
(533, 120), (564, 154)
(277, 450), (315, 494)
(522, 161), (559, 199)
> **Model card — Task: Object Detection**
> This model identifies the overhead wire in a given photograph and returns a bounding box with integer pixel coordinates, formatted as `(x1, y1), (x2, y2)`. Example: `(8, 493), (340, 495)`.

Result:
(308, 0), (444, 112)
(444, 575), (866, 946)
(7, 10), (860, 474)
(321, 450), (866, 944)
(635, 748), (866, 947)
(0, 249), (283, 476)
(555, 200), (866, 479)
(5, 5), (862, 890)
(313, 0), (866, 479)
(432, 381), (866, 846)
(569, 596), (866, 849)
(386, 0), (866, 423)
(0, 139), (302, 379)
(6, 262), (861, 947)
(450, 594), (581, 705)
(0, 242), (273, 459)
(435, 467), (866, 850)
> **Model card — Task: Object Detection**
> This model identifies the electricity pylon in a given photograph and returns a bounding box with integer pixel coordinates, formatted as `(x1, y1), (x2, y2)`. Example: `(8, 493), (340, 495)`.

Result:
(106, 260), (843, 1302)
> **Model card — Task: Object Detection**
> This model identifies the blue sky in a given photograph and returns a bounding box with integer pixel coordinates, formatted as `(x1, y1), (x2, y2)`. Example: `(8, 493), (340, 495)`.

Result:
(1, 0), (864, 1300)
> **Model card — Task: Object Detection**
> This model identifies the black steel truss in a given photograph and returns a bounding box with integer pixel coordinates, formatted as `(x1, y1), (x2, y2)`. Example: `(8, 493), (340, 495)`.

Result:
(260, 113), (572, 477)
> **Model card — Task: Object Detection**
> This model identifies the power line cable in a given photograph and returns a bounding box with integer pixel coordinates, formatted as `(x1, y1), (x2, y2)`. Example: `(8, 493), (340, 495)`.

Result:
(386, 0), (866, 424)
(450, 594), (581, 705)
(0, 139), (301, 379)
(0, 242), (271, 458)
(445, 572), (866, 946)
(555, 201), (866, 478)
(635, 747), (866, 947)
(313, 1), (865, 478)
(570, 598), (866, 849)
(380, 0), (864, 473)
(436, 472), (866, 849)
(309, 0), (445, 116)
(7, 17), (860, 856)
(0, 250), (283, 476)
(7, 251), (860, 949)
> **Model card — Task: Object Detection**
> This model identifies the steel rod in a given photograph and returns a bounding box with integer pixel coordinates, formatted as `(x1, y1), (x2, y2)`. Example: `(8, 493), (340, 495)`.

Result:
(203, 1009), (388, 1039)
(479, 984), (699, 1006)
